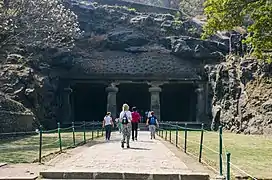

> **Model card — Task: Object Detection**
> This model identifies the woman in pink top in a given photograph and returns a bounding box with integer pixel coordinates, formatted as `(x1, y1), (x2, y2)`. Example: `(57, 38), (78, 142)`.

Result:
(131, 107), (141, 141)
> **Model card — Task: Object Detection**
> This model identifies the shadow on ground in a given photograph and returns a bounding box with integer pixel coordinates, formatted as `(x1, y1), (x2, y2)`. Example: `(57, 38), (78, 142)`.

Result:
(128, 147), (151, 151)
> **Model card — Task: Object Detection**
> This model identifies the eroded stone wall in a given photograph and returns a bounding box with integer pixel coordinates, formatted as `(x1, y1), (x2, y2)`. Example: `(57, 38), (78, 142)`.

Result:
(206, 55), (272, 135)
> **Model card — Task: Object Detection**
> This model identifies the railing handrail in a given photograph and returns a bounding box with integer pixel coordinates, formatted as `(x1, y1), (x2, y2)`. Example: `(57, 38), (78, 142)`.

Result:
(159, 122), (203, 131)
(157, 124), (258, 180)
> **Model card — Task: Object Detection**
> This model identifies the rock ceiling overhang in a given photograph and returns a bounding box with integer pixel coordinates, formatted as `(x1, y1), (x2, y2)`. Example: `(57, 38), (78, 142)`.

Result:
(55, 0), (229, 81)
(56, 50), (202, 81)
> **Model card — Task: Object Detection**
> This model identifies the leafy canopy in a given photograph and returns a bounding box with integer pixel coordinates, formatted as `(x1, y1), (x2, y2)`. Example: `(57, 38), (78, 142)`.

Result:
(0, 0), (81, 51)
(202, 0), (272, 61)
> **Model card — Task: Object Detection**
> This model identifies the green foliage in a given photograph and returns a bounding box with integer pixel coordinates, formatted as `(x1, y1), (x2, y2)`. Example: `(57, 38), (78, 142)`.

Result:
(188, 27), (198, 34)
(175, 11), (182, 19)
(202, 0), (272, 62)
(128, 8), (137, 12)
(173, 20), (183, 26)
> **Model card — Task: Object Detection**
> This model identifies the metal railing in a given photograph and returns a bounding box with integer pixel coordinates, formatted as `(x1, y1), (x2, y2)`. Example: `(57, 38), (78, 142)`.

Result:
(157, 122), (258, 180)
(0, 121), (105, 163)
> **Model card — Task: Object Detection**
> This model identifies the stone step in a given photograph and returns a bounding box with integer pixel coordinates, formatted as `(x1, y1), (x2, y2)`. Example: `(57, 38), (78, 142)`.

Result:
(0, 177), (38, 180)
(40, 171), (210, 180)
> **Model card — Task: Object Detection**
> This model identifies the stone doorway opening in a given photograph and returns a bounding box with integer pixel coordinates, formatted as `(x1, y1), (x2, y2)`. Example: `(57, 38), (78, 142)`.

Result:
(161, 83), (197, 122)
(117, 83), (150, 117)
(72, 83), (107, 122)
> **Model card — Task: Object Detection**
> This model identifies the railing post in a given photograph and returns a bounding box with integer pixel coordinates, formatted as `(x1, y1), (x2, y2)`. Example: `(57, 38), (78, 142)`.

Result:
(83, 121), (86, 144)
(165, 130), (167, 140)
(175, 125), (178, 147)
(92, 121), (94, 140)
(39, 125), (42, 163)
(199, 123), (204, 162)
(162, 129), (164, 138)
(72, 122), (76, 147)
(184, 123), (187, 153)
(226, 152), (231, 180)
(57, 122), (62, 152)
(219, 126), (223, 176)
(169, 129), (172, 143)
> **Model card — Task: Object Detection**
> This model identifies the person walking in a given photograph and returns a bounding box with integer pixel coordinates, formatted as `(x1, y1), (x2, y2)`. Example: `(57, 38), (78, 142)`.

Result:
(119, 103), (132, 148)
(131, 107), (141, 141)
(146, 111), (159, 139)
(115, 116), (122, 133)
(102, 112), (114, 141)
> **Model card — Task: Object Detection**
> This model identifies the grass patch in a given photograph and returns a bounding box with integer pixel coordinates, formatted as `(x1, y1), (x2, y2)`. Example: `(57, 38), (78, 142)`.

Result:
(161, 130), (272, 178)
(0, 130), (103, 163)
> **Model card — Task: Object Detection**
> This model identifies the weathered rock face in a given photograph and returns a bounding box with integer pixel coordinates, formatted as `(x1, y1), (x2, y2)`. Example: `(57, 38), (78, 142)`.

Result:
(68, 0), (228, 63)
(0, 0), (229, 132)
(206, 55), (272, 135)
(0, 52), (60, 131)
(0, 93), (35, 133)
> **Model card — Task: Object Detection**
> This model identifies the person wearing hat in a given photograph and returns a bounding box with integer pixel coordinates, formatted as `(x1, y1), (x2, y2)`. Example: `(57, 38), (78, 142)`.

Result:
(146, 111), (159, 139)
(131, 106), (141, 141)
(102, 112), (114, 141)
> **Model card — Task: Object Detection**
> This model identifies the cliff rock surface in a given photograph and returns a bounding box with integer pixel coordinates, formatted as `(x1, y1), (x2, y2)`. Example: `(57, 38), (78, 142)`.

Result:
(0, 0), (230, 132)
(207, 55), (272, 135)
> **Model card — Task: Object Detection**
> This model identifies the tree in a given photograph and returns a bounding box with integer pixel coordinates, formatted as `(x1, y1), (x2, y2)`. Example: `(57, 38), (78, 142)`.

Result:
(0, 0), (81, 57)
(202, 0), (272, 61)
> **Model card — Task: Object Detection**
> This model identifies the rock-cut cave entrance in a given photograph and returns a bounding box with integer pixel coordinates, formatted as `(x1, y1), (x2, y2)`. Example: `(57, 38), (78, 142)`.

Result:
(117, 83), (150, 118)
(72, 83), (107, 122)
(161, 83), (197, 122)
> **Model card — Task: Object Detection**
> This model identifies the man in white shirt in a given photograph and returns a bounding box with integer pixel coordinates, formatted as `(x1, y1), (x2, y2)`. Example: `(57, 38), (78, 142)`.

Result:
(119, 103), (132, 148)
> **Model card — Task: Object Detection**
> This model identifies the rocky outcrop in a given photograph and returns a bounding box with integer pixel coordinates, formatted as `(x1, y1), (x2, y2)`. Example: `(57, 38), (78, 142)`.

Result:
(207, 55), (272, 135)
(0, 52), (60, 131)
(56, 0), (229, 80)
(160, 36), (228, 60)
(69, 0), (228, 61)
(0, 93), (35, 133)
(0, 0), (229, 132)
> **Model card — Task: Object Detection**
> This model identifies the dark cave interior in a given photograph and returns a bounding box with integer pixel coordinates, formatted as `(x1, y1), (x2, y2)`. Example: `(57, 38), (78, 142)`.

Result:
(116, 83), (150, 117)
(160, 83), (197, 122)
(72, 83), (107, 122)
(71, 82), (197, 122)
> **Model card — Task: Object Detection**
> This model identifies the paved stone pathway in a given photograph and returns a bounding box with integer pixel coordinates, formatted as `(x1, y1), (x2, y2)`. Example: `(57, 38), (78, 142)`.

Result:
(1, 131), (214, 179)
(45, 131), (194, 174)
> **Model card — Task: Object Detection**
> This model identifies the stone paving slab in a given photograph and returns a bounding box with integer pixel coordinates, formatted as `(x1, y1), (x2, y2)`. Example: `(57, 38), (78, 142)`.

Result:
(44, 132), (192, 174)
(41, 132), (210, 179)
(40, 171), (210, 180)
(0, 163), (43, 178)
(0, 177), (38, 180)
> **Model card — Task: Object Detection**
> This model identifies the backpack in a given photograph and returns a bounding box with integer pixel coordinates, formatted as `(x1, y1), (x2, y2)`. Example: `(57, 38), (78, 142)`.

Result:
(122, 112), (129, 124)
(149, 116), (157, 125)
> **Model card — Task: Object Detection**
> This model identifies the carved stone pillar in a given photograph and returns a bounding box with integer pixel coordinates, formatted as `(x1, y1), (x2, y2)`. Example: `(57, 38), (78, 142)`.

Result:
(196, 84), (205, 123)
(106, 85), (118, 119)
(149, 86), (162, 121)
(62, 87), (73, 124)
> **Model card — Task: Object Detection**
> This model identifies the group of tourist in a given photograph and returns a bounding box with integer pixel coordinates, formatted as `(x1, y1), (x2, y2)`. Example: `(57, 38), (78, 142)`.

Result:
(102, 103), (159, 148)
